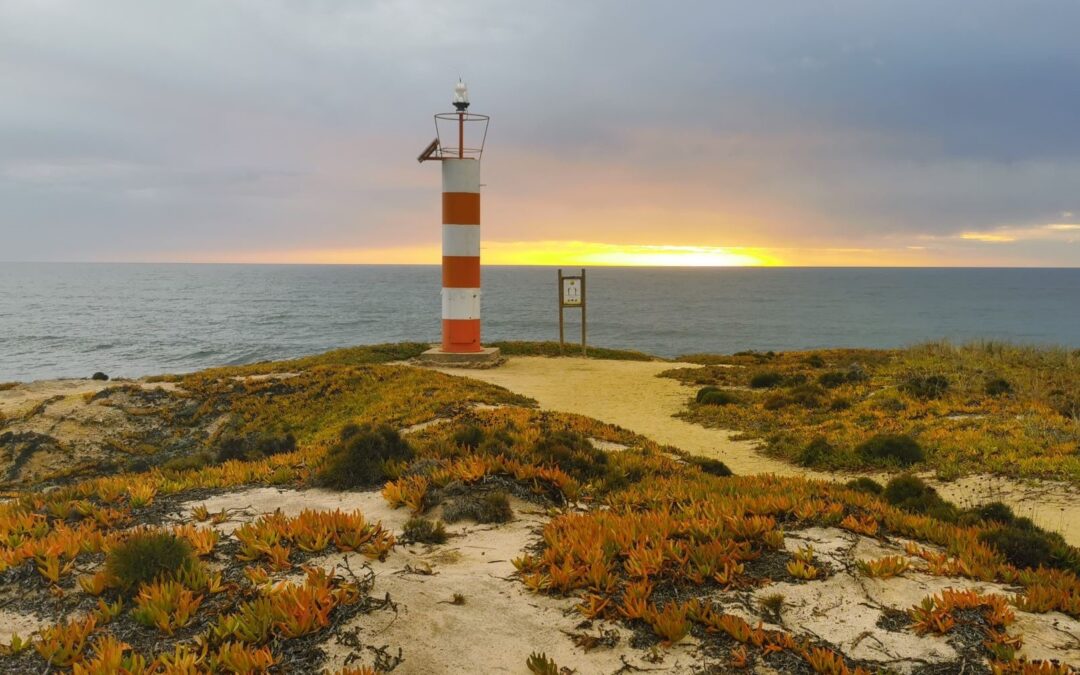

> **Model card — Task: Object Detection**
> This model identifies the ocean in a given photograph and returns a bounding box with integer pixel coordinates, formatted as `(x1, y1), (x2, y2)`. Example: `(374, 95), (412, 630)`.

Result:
(1, 263), (1078, 382)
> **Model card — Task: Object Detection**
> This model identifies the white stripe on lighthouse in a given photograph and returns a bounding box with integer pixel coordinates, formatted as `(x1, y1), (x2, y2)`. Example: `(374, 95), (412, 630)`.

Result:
(441, 288), (481, 320)
(442, 224), (481, 257)
(441, 159), (480, 193)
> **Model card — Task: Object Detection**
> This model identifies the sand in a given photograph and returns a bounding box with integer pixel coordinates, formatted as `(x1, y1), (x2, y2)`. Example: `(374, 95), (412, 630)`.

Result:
(179, 487), (696, 674)
(439, 356), (1080, 546)
(176, 488), (1080, 672)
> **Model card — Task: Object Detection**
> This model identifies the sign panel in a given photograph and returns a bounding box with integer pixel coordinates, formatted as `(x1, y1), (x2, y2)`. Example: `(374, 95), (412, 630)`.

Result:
(561, 277), (582, 306)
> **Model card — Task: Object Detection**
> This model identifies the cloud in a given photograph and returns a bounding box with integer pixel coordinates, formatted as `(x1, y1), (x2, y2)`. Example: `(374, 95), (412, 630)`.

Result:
(1, 1), (1079, 264)
(949, 223), (1080, 244)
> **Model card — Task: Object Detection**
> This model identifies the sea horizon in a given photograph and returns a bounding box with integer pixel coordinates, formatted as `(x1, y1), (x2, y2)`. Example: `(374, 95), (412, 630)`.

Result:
(2, 263), (1078, 382)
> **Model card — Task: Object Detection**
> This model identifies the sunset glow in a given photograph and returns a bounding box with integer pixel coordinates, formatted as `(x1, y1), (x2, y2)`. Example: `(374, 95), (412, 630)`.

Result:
(482, 242), (778, 267)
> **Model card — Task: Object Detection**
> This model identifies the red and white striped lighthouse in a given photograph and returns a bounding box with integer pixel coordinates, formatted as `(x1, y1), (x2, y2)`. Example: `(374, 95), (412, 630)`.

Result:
(417, 81), (499, 364)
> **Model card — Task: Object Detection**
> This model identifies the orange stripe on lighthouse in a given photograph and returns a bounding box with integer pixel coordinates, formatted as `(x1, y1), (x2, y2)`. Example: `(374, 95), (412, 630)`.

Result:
(442, 193), (480, 224)
(442, 256), (480, 287)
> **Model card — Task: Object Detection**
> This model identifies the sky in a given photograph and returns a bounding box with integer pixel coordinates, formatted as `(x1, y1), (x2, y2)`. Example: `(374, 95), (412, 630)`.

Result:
(1, 1), (1079, 267)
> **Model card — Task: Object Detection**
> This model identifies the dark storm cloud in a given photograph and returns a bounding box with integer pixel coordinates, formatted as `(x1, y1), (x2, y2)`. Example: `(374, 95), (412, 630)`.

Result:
(1, 0), (1078, 262)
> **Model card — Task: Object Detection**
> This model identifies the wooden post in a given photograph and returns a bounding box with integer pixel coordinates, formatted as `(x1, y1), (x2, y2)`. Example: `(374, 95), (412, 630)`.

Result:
(580, 268), (587, 356)
(557, 268), (565, 353)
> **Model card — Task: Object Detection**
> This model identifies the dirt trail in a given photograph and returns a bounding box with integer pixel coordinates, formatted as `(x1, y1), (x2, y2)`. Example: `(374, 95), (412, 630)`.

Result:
(440, 356), (1080, 546)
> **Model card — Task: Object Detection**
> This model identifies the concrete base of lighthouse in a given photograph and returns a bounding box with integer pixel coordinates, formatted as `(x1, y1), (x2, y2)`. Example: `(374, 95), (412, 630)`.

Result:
(416, 346), (503, 368)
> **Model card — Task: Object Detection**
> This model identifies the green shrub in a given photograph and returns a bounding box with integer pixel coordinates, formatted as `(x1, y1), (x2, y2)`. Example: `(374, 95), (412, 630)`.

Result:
(126, 458), (152, 474)
(805, 355), (826, 368)
(978, 521), (1080, 573)
(829, 397), (852, 411)
(1048, 390), (1080, 419)
(798, 437), (835, 467)
(984, 377), (1013, 397)
(443, 491), (513, 524)
(695, 386), (720, 402)
(900, 374), (949, 400)
(453, 425), (485, 449)
(687, 456), (733, 477)
(883, 474), (955, 520)
(106, 532), (196, 590)
(162, 450), (215, 473)
(749, 371), (784, 389)
(763, 384), (825, 411)
(817, 371), (848, 389)
(979, 527), (1056, 570)
(845, 364), (869, 383)
(531, 431), (607, 481)
(975, 501), (1015, 523)
(846, 477), (884, 495)
(698, 389), (738, 406)
(403, 517), (448, 544)
(216, 432), (296, 463)
(856, 434), (925, 467)
(791, 384), (825, 407)
(317, 424), (414, 489)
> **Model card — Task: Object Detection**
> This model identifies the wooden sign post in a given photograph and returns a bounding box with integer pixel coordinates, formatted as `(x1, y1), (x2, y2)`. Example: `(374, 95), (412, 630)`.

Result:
(558, 268), (587, 356)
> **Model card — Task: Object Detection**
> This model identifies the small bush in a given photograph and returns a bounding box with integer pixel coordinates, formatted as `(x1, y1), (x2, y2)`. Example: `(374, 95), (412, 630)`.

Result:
(698, 389), (738, 406)
(883, 475), (955, 520)
(443, 491), (513, 524)
(805, 355), (826, 368)
(846, 477), (884, 495)
(688, 456), (733, 477)
(900, 374), (949, 400)
(845, 364), (869, 383)
(979, 527), (1056, 570)
(91, 372), (109, 381)
(106, 532), (196, 590)
(403, 517), (448, 544)
(975, 501), (1015, 524)
(317, 425), (414, 489)
(1048, 390), (1080, 419)
(763, 384), (825, 411)
(829, 397), (852, 411)
(749, 371), (784, 389)
(798, 437), (835, 467)
(216, 432), (296, 464)
(531, 431), (607, 481)
(162, 451), (215, 473)
(695, 386), (720, 402)
(126, 458), (152, 473)
(984, 377), (1013, 397)
(759, 593), (785, 621)
(856, 434), (924, 467)
(817, 371), (848, 389)
(452, 425), (485, 449)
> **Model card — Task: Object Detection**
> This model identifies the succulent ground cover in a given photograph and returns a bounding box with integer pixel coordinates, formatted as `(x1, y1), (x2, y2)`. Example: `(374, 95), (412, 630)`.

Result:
(662, 341), (1080, 481)
(0, 344), (1078, 672)
(0, 346), (529, 488)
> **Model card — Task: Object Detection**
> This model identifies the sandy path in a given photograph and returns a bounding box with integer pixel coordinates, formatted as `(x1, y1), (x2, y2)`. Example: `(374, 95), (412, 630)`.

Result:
(439, 357), (810, 476)
(440, 357), (1080, 546)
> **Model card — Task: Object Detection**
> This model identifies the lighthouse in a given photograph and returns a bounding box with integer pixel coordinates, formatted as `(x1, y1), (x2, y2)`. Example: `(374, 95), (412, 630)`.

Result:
(417, 80), (501, 365)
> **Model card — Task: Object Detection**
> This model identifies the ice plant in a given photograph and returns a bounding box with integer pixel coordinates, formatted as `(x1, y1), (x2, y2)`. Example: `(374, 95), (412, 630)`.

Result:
(131, 580), (204, 634)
